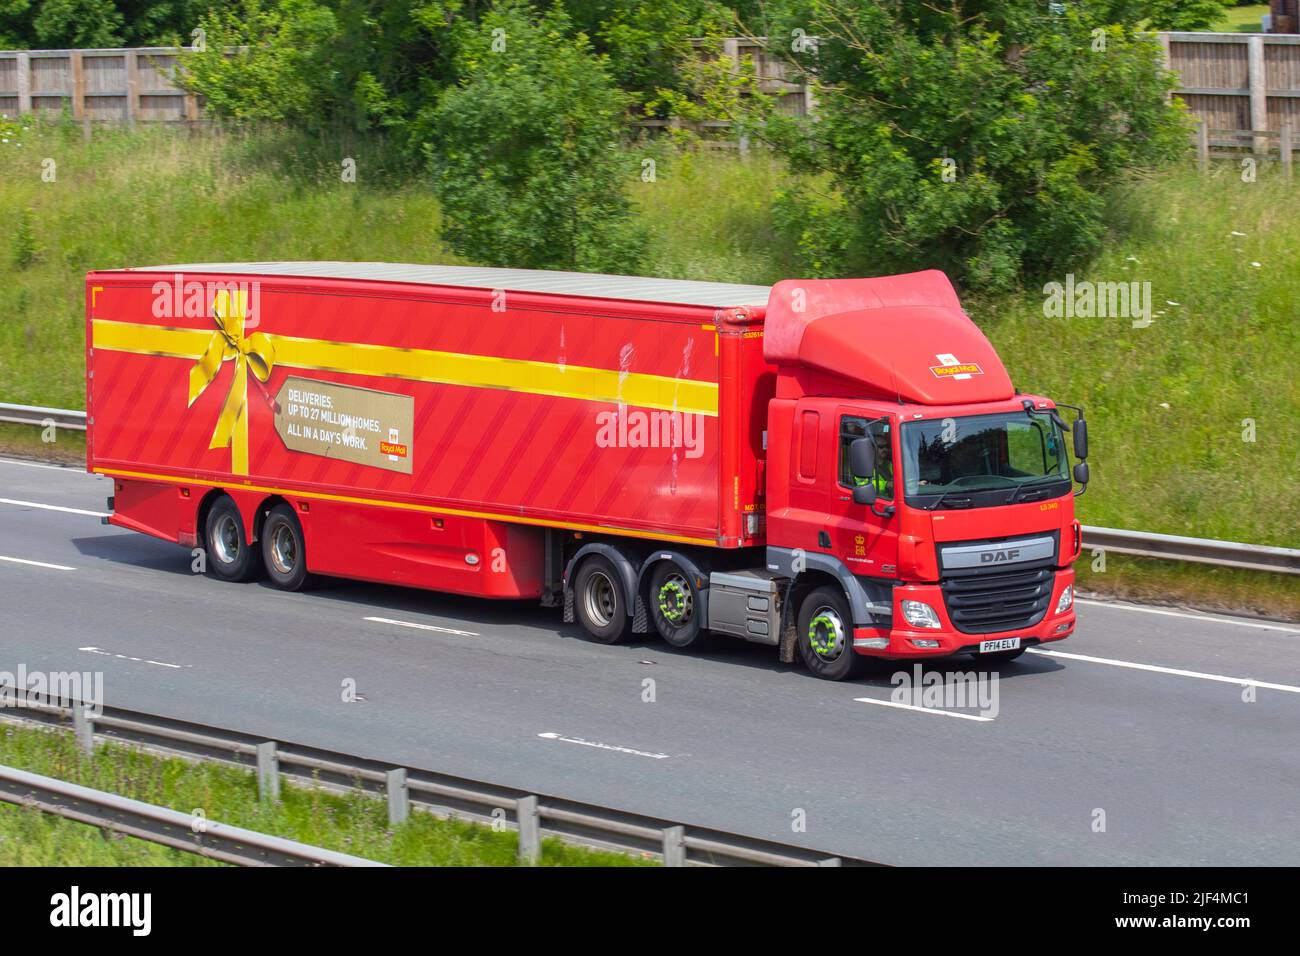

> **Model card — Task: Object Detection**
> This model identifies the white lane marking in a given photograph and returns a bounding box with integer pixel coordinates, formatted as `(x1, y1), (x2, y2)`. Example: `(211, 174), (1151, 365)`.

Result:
(1028, 648), (1300, 694)
(364, 616), (479, 637)
(1076, 598), (1300, 635)
(0, 497), (108, 518)
(537, 732), (671, 759)
(854, 697), (994, 722)
(79, 646), (188, 669)
(0, 457), (87, 473)
(0, 554), (75, 571)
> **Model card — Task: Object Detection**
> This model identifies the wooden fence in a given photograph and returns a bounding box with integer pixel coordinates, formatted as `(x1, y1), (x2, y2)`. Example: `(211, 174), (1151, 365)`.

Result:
(2, 32), (1299, 159)
(0, 48), (199, 122)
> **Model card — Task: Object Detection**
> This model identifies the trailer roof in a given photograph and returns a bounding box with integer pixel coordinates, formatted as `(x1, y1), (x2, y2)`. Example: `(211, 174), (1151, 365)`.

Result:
(125, 261), (774, 309)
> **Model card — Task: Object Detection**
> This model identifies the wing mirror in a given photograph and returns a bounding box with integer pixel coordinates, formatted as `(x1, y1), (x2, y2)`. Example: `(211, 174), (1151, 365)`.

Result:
(852, 483), (877, 506)
(849, 437), (876, 480)
(1072, 418), (1088, 461)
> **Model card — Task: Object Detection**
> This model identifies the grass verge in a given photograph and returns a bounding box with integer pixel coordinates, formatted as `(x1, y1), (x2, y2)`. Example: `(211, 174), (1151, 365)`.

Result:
(0, 721), (651, 866)
(0, 422), (85, 465)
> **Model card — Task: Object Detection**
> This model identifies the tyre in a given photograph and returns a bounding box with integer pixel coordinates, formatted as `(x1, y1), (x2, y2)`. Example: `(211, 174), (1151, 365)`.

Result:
(260, 503), (310, 591)
(648, 561), (709, 649)
(973, 647), (1026, 665)
(796, 586), (864, 681)
(573, 555), (631, 644)
(203, 496), (261, 583)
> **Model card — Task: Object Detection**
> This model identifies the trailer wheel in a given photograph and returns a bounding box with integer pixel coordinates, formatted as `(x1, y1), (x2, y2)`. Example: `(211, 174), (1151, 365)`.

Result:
(573, 555), (631, 645)
(203, 496), (261, 583)
(796, 586), (864, 681)
(261, 504), (310, 591)
(648, 562), (709, 649)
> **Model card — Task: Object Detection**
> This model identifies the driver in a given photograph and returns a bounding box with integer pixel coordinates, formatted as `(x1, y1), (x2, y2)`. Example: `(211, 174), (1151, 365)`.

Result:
(852, 431), (893, 497)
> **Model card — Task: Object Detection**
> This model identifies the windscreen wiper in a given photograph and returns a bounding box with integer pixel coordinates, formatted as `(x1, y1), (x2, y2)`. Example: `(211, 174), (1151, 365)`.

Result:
(1007, 476), (1064, 505)
(926, 490), (973, 511)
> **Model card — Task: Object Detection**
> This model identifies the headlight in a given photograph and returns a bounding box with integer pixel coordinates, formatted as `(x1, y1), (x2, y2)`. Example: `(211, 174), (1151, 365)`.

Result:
(1056, 585), (1073, 614)
(901, 600), (941, 629)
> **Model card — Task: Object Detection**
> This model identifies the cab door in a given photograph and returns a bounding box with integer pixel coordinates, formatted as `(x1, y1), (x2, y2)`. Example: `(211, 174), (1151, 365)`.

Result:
(823, 408), (899, 577)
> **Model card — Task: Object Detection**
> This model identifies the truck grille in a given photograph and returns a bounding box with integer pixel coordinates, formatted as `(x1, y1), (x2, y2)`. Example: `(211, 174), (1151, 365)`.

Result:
(941, 566), (1053, 635)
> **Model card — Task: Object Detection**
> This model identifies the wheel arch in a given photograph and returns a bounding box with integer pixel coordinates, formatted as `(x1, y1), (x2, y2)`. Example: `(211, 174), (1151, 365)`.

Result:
(561, 541), (646, 623)
(765, 546), (891, 628)
(252, 494), (292, 545)
(637, 549), (712, 630)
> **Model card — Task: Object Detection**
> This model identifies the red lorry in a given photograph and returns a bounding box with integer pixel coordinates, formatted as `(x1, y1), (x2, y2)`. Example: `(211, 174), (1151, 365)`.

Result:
(86, 262), (1087, 679)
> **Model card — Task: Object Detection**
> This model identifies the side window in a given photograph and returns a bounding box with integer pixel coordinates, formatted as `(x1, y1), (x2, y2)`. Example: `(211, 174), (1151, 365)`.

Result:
(838, 416), (894, 499)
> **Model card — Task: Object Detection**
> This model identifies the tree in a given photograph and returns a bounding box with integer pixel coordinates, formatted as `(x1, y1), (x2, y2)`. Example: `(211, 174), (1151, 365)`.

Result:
(183, 0), (460, 139)
(750, 0), (1187, 292)
(33, 0), (126, 46)
(422, 1), (646, 273)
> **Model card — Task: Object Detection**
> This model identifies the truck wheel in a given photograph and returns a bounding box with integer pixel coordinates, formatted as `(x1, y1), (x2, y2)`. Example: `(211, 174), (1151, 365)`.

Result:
(797, 586), (864, 681)
(573, 555), (631, 645)
(261, 504), (310, 591)
(648, 562), (709, 649)
(203, 496), (261, 583)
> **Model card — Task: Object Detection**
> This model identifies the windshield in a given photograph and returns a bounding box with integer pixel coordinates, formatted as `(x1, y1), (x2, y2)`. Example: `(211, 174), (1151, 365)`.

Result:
(901, 411), (1068, 500)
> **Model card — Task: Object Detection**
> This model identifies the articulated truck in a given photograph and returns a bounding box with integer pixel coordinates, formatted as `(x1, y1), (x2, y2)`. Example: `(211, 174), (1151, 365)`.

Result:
(86, 263), (1088, 680)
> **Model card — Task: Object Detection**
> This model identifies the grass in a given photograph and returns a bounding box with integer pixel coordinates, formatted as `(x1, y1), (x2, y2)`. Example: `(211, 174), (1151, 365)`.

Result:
(0, 720), (652, 866)
(0, 120), (1295, 614)
(0, 421), (85, 464)
(1210, 4), (1268, 32)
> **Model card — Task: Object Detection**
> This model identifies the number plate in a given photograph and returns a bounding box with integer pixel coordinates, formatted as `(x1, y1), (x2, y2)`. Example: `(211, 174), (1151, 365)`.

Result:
(978, 638), (1021, 654)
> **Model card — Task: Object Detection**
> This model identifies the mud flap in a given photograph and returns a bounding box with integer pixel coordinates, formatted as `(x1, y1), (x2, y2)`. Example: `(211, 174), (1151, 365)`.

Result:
(632, 594), (649, 634)
(563, 587), (575, 624)
(778, 614), (799, 662)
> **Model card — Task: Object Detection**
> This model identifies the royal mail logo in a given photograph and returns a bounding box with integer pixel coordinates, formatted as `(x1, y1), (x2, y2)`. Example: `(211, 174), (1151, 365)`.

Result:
(929, 352), (983, 380)
(379, 440), (408, 458)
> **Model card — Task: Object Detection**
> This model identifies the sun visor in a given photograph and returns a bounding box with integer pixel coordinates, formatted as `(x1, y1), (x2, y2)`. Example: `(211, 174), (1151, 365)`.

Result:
(763, 271), (1014, 405)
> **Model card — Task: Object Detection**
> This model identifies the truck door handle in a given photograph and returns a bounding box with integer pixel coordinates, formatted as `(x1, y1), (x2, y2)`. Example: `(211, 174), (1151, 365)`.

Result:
(818, 531), (831, 548)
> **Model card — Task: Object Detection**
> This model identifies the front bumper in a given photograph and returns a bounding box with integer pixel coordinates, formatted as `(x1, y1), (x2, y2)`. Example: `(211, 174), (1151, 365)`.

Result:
(851, 568), (1076, 659)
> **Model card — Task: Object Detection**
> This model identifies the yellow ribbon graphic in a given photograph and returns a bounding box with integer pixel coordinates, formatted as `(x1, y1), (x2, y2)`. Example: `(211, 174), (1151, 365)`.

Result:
(187, 290), (275, 475)
(92, 309), (719, 478)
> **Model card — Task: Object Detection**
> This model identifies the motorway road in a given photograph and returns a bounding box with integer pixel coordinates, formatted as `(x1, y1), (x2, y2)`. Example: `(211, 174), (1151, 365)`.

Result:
(1, 455), (1298, 865)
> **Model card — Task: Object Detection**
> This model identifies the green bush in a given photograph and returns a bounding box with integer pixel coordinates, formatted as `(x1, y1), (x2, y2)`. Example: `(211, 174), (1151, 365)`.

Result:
(757, 0), (1189, 292)
(422, 1), (646, 272)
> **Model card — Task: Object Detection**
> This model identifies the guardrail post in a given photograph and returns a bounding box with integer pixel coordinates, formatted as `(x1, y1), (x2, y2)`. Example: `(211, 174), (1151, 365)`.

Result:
(256, 741), (279, 801)
(1196, 120), (1209, 174)
(516, 795), (540, 865)
(662, 825), (687, 866)
(385, 769), (408, 826)
(72, 705), (95, 757)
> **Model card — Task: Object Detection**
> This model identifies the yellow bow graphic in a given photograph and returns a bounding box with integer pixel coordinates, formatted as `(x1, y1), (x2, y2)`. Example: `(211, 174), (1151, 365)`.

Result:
(187, 290), (275, 475)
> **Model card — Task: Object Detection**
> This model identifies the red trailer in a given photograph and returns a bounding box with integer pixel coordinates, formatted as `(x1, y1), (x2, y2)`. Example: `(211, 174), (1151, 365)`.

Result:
(87, 262), (1086, 679)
